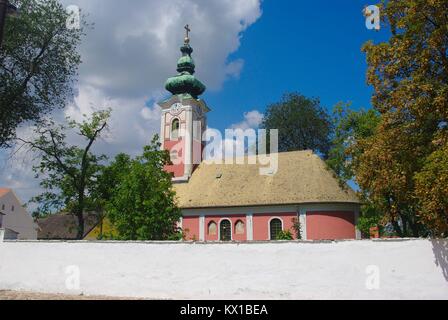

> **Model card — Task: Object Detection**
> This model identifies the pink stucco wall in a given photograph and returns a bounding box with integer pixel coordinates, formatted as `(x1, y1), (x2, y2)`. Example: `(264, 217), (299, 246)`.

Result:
(164, 139), (185, 178)
(306, 211), (356, 240)
(252, 213), (298, 240)
(204, 215), (247, 241)
(163, 139), (203, 177)
(182, 216), (200, 241)
(181, 211), (355, 242)
(192, 140), (203, 165)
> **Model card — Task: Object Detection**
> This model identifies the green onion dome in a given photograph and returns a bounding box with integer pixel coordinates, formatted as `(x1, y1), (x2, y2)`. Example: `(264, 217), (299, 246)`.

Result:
(165, 40), (206, 98)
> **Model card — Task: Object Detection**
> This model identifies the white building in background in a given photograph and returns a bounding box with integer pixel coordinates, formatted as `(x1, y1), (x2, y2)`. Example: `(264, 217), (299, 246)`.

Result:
(0, 188), (37, 240)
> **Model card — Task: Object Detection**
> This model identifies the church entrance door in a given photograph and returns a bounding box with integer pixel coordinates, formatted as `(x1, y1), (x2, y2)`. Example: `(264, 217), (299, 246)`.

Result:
(220, 220), (231, 241)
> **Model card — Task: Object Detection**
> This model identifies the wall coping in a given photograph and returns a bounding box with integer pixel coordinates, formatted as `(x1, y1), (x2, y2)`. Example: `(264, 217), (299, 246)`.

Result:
(1, 238), (444, 245)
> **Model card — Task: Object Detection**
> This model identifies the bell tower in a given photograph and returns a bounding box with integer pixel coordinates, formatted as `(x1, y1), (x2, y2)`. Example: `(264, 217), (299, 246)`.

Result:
(158, 25), (210, 182)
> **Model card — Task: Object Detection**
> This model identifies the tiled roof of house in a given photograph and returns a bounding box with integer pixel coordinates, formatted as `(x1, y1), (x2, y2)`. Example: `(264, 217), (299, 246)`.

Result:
(173, 150), (360, 209)
(37, 213), (100, 240)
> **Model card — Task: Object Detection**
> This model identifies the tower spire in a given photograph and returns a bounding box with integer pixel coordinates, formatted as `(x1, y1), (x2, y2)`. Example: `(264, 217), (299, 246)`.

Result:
(165, 25), (206, 98)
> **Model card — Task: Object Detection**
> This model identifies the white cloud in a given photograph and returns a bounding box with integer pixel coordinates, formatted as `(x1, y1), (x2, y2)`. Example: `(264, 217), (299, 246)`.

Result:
(0, 0), (262, 204)
(63, 0), (262, 97)
(231, 110), (264, 130)
(204, 109), (264, 162)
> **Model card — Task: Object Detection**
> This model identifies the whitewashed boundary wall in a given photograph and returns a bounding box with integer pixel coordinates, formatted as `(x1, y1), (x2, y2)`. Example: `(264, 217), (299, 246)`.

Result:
(0, 239), (447, 299)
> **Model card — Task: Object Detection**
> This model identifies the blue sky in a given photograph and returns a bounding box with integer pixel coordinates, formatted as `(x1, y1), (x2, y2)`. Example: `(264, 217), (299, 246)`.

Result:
(204, 0), (389, 131)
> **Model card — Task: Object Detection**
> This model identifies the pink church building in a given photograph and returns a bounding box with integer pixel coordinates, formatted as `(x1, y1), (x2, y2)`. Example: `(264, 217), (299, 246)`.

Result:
(158, 29), (361, 242)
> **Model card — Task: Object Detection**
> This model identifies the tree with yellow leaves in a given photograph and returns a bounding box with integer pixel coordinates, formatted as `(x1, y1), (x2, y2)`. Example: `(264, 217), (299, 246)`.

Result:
(356, 0), (448, 237)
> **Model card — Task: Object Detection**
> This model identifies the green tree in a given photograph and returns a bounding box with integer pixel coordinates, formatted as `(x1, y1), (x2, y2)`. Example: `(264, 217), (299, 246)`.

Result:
(275, 230), (294, 241)
(356, 200), (383, 237)
(292, 217), (302, 240)
(106, 136), (182, 241)
(327, 103), (382, 237)
(19, 110), (111, 239)
(326, 102), (381, 183)
(92, 153), (132, 239)
(261, 92), (333, 157)
(355, 0), (448, 237)
(0, 0), (86, 148)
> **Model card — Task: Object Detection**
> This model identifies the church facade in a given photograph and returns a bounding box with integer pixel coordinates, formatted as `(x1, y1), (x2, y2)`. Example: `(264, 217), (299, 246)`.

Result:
(158, 28), (361, 241)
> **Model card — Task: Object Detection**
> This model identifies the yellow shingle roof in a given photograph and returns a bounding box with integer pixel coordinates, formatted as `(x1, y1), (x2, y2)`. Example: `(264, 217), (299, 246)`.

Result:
(173, 150), (360, 209)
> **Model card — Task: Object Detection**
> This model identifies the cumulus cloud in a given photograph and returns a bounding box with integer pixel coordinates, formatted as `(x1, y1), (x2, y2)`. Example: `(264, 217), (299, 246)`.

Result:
(64, 0), (262, 97)
(231, 110), (264, 130)
(203, 110), (264, 162)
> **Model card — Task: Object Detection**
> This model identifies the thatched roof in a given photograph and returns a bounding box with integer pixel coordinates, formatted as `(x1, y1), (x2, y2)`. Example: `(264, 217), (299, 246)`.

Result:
(174, 150), (360, 209)
(37, 213), (100, 240)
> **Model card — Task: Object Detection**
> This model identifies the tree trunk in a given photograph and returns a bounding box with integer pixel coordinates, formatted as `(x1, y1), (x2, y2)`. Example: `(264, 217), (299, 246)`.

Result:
(400, 214), (408, 237)
(76, 190), (85, 239)
(76, 210), (84, 240)
(409, 217), (420, 238)
(391, 220), (403, 237)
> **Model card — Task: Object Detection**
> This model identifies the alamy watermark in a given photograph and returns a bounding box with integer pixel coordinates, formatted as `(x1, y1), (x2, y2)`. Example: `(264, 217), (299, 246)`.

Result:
(65, 265), (81, 290)
(363, 5), (381, 31)
(365, 265), (380, 290)
(169, 123), (279, 176)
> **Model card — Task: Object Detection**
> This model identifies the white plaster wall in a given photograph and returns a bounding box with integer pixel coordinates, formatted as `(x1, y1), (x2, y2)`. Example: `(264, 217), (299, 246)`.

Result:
(0, 191), (38, 240)
(0, 239), (447, 300)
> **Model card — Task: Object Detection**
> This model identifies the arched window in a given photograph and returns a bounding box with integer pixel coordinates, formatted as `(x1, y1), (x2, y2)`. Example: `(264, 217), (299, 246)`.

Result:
(171, 118), (180, 140)
(208, 221), (217, 236)
(270, 218), (283, 240)
(235, 220), (245, 235)
(220, 220), (232, 241)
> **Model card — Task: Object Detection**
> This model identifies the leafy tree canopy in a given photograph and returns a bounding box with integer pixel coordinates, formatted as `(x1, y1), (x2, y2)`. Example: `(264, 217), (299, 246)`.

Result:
(327, 102), (381, 183)
(261, 92), (333, 158)
(104, 136), (182, 241)
(21, 109), (110, 239)
(348, 0), (448, 237)
(0, 0), (86, 148)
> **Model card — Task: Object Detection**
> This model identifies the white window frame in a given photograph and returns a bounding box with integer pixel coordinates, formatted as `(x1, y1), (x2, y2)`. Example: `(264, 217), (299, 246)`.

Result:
(268, 217), (284, 240)
(170, 118), (180, 141)
(218, 218), (233, 241)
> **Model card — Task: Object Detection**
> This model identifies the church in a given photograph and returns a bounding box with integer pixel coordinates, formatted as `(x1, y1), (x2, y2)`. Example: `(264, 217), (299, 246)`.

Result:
(158, 27), (361, 242)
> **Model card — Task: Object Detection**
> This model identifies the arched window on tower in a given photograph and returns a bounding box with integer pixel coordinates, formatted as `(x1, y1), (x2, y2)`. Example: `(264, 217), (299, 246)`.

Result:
(270, 218), (283, 240)
(171, 118), (180, 140)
